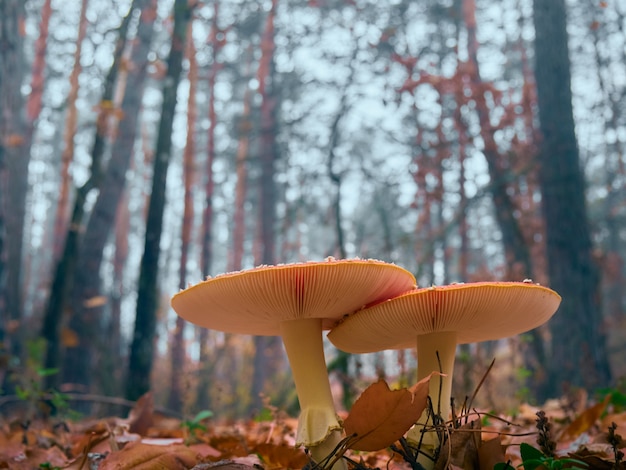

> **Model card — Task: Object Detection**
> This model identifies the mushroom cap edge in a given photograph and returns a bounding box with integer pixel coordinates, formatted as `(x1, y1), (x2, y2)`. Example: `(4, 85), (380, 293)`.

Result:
(327, 281), (562, 354)
(171, 258), (417, 335)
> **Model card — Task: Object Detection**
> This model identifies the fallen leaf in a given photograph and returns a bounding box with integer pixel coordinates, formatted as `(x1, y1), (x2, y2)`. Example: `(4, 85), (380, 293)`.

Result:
(560, 394), (611, 442)
(188, 442), (222, 459)
(254, 442), (308, 468)
(70, 421), (111, 457)
(128, 392), (155, 435)
(568, 445), (626, 469)
(98, 441), (198, 470)
(210, 435), (250, 457)
(435, 420), (480, 470)
(478, 436), (506, 470)
(8, 446), (68, 470)
(601, 412), (626, 431)
(344, 376), (431, 452)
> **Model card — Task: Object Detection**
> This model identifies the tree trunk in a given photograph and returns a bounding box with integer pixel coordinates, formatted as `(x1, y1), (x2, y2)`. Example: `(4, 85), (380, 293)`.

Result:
(533, 0), (612, 397)
(196, 1), (224, 412)
(40, 3), (133, 392)
(68, 0), (156, 395)
(100, 191), (130, 397)
(52, 0), (89, 262)
(461, 0), (547, 394)
(126, 0), (191, 401)
(229, 46), (252, 273)
(168, 22), (196, 413)
(60, 2), (137, 392)
(0, 0), (28, 375)
(251, 0), (283, 414)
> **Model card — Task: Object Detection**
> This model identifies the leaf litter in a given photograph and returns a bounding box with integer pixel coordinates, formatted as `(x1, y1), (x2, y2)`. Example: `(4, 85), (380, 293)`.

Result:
(1, 382), (626, 469)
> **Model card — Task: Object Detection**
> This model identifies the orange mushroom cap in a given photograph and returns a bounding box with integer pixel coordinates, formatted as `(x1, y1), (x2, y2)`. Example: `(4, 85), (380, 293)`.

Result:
(328, 281), (562, 353)
(171, 258), (417, 335)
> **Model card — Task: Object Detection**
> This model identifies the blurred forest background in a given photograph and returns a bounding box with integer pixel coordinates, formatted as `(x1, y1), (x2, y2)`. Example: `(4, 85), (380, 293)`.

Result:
(1, 0), (625, 420)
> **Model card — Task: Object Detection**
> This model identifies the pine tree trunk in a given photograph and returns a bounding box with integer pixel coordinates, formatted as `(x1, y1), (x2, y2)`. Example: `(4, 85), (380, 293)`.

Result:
(251, 0), (283, 414)
(126, 0), (191, 401)
(52, 0), (89, 262)
(461, 0), (547, 393)
(0, 0), (27, 375)
(58, 1), (133, 392)
(67, 0), (156, 396)
(196, 2), (224, 412)
(41, 3), (133, 392)
(229, 46), (252, 273)
(533, 0), (612, 397)
(168, 22), (196, 413)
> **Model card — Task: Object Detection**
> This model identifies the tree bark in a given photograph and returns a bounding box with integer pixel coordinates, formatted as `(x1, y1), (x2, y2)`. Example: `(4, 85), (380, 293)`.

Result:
(65, 0), (156, 394)
(41, 3), (134, 391)
(251, 0), (283, 414)
(126, 0), (191, 401)
(196, 1), (224, 412)
(533, 0), (612, 396)
(460, 0), (548, 393)
(168, 22), (196, 413)
(52, 0), (89, 262)
(0, 0), (27, 371)
(229, 46), (252, 273)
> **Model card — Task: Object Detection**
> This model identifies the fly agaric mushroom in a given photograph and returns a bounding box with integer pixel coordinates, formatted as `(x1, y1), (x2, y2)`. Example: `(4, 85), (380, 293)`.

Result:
(170, 258), (416, 468)
(328, 281), (561, 467)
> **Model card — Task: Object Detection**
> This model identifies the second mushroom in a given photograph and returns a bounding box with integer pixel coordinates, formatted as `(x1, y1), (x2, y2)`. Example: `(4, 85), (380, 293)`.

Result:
(328, 281), (561, 468)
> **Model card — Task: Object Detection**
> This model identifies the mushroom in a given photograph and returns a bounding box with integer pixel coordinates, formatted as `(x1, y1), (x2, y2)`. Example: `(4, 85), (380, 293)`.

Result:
(327, 281), (561, 467)
(170, 258), (416, 468)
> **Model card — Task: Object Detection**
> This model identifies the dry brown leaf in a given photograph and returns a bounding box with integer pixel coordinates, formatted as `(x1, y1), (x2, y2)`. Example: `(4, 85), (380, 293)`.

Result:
(210, 435), (250, 457)
(435, 420), (480, 470)
(568, 445), (626, 469)
(601, 412), (626, 431)
(560, 394), (612, 442)
(98, 441), (198, 469)
(344, 375), (431, 452)
(478, 437), (506, 470)
(4, 446), (69, 470)
(128, 392), (154, 435)
(253, 442), (308, 469)
(187, 442), (222, 459)
(70, 422), (111, 457)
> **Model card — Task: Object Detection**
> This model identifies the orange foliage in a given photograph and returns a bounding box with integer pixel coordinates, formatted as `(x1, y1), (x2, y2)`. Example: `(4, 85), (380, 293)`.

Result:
(343, 377), (431, 451)
(1, 389), (626, 469)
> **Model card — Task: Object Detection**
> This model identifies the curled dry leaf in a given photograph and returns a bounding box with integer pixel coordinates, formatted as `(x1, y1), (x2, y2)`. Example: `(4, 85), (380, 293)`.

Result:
(127, 392), (155, 435)
(560, 394), (612, 443)
(477, 437), (506, 470)
(435, 419), (481, 470)
(253, 442), (308, 468)
(98, 441), (198, 470)
(343, 374), (434, 452)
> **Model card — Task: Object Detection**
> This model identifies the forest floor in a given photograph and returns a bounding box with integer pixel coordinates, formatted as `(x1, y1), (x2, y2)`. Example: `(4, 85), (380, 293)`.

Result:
(1, 382), (626, 470)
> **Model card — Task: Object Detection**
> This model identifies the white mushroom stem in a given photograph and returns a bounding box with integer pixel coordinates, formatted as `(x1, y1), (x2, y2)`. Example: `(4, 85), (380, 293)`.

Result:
(407, 331), (458, 469)
(280, 318), (347, 470)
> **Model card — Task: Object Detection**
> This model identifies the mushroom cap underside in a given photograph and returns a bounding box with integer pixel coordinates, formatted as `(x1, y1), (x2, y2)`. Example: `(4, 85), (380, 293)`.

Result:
(327, 282), (561, 354)
(171, 258), (417, 335)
